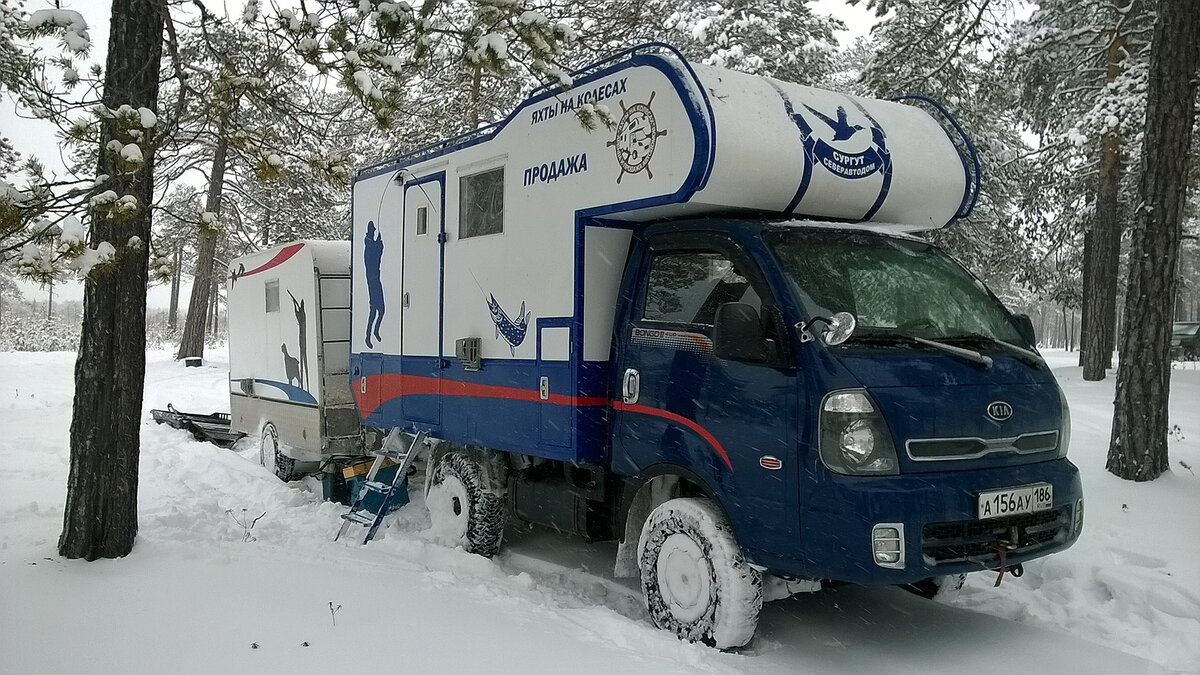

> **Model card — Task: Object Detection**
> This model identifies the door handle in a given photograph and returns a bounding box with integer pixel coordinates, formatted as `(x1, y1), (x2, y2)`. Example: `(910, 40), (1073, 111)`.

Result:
(622, 368), (640, 405)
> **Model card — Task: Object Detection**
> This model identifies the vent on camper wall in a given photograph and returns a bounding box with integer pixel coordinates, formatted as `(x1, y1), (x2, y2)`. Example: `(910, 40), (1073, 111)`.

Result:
(892, 95), (981, 222)
(456, 337), (482, 371)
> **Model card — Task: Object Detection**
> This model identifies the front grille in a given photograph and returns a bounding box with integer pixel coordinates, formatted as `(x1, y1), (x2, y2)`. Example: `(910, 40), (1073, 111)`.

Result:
(907, 430), (1059, 461)
(922, 507), (1070, 564)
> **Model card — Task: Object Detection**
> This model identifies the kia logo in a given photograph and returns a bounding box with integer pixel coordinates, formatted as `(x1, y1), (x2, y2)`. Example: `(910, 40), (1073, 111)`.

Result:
(987, 401), (1014, 421)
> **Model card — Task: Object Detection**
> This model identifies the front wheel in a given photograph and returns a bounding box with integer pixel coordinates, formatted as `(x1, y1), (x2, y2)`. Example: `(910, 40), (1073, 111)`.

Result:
(259, 423), (300, 482)
(638, 498), (762, 650)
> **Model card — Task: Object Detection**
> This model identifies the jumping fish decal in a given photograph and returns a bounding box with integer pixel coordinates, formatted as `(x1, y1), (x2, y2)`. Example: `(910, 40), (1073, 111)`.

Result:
(487, 294), (530, 356)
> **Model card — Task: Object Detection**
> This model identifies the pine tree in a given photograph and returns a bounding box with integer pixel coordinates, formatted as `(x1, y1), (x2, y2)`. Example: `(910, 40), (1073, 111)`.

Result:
(1017, 0), (1152, 379)
(59, 0), (166, 560)
(851, 0), (1042, 297)
(1106, 0), (1200, 482)
(663, 0), (843, 86)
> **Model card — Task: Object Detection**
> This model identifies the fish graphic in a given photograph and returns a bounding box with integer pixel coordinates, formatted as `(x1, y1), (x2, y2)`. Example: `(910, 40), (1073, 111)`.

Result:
(487, 294), (530, 356)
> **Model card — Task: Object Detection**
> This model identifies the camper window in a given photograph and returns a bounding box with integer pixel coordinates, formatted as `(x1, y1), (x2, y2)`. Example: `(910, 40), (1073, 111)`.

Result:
(416, 206), (428, 236)
(459, 167), (504, 238)
(265, 280), (279, 313)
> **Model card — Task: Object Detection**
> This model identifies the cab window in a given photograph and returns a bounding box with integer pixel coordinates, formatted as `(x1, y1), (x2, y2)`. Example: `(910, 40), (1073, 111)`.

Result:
(643, 250), (762, 326)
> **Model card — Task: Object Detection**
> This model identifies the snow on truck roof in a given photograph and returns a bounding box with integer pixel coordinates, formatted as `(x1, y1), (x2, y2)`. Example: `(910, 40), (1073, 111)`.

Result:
(355, 43), (980, 233)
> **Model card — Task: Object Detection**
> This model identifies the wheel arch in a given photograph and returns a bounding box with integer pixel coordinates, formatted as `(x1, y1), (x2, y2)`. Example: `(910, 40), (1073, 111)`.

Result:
(613, 462), (735, 578)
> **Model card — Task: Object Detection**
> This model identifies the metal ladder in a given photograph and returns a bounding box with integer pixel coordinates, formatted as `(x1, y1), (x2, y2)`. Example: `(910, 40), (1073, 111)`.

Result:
(334, 428), (427, 544)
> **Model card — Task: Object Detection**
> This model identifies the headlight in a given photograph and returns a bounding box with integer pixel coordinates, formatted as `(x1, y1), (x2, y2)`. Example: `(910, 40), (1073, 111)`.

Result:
(1057, 384), (1071, 458)
(819, 389), (899, 476)
(840, 419), (876, 465)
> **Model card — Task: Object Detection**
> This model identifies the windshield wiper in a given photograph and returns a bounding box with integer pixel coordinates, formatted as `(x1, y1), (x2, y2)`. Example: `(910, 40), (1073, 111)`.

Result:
(844, 331), (913, 344)
(939, 332), (1044, 366)
(911, 336), (993, 368)
(844, 329), (1003, 365)
(846, 332), (994, 368)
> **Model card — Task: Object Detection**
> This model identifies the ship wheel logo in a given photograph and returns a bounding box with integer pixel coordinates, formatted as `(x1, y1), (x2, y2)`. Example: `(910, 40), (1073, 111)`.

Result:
(607, 91), (668, 184)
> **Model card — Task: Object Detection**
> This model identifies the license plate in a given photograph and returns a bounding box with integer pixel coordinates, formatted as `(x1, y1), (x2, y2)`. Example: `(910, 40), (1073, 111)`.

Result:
(977, 483), (1053, 520)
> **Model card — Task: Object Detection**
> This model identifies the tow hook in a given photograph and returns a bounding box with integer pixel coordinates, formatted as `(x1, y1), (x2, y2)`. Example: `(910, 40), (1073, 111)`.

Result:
(993, 528), (1023, 587)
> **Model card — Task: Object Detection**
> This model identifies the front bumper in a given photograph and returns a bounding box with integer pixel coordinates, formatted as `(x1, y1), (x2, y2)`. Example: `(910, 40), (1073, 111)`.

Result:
(752, 458), (1083, 585)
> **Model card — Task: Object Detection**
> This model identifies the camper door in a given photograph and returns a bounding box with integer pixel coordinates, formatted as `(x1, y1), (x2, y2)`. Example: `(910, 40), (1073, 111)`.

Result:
(401, 173), (445, 425)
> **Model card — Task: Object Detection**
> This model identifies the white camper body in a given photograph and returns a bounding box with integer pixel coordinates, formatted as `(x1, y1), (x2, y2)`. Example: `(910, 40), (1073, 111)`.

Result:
(349, 44), (975, 463)
(228, 241), (357, 462)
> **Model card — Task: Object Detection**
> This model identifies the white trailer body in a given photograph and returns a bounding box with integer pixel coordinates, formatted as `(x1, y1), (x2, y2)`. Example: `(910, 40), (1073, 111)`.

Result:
(349, 45), (974, 463)
(228, 241), (356, 461)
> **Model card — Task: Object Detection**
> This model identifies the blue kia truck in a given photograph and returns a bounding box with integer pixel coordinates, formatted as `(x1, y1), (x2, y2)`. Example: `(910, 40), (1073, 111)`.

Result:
(346, 44), (1083, 649)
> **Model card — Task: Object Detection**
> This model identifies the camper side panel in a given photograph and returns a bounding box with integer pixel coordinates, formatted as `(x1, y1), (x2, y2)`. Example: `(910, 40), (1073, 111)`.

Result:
(228, 243), (323, 456)
(351, 57), (707, 464)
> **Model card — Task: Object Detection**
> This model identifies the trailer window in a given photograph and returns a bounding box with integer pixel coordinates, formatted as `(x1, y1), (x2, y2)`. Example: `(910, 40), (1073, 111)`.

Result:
(265, 280), (279, 313)
(416, 206), (428, 236)
(459, 168), (504, 239)
(643, 251), (761, 325)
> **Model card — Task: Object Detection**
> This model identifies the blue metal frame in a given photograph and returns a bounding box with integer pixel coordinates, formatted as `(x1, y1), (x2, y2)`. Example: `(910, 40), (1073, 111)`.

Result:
(892, 94), (982, 220)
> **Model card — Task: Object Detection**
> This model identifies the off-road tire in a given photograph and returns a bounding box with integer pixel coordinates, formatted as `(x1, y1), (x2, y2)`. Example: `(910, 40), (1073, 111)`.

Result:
(426, 451), (506, 557)
(260, 423), (301, 482)
(638, 498), (762, 650)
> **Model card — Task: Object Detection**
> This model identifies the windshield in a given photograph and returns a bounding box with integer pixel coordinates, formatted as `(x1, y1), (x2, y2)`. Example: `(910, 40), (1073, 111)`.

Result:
(1173, 323), (1199, 337)
(769, 229), (1026, 345)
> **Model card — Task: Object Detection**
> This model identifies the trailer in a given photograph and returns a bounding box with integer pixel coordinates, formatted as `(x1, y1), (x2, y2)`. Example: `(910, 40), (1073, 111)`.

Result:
(348, 43), (1083, 649)
(227, 241), (358, 480)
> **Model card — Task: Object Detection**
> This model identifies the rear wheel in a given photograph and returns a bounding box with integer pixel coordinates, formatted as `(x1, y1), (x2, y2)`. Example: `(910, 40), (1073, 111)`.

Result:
(425, 451), (506, 557)
(638, 498), (762, 650)
(259, 423), (300, 482)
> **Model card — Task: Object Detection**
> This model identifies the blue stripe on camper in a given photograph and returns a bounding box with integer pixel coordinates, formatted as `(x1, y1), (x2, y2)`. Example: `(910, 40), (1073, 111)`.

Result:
(252, 379), (318, 406)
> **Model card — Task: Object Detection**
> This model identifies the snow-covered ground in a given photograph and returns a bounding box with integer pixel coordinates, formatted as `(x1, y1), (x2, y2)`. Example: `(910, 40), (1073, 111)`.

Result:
(1, 348), (1197, 674)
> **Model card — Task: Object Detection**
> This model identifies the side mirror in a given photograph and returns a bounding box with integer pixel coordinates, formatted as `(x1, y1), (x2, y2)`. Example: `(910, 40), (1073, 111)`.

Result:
(714, 302), (767, 362)
(1014, 313), (1037, 346)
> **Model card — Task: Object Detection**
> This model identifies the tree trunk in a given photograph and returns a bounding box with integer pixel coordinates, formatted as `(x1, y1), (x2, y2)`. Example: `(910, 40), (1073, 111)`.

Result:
(167, 245), (180, 330)
(1080, 0), (1131, 380)
(59, 0), (165, 560)
(176, 130), (228, 360)
(209, 276), (219, 337)
(468, 63), (482, 130)
(1107, 0), (1200, 481)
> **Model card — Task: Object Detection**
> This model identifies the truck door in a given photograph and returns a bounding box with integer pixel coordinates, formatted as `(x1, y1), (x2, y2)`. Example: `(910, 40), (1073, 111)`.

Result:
(612, 232), (799, 552)
(401, 174), (445, 425)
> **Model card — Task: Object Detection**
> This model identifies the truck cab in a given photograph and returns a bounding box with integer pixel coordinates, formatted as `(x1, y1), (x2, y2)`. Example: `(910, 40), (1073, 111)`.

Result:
(610, 220), (1081, 587)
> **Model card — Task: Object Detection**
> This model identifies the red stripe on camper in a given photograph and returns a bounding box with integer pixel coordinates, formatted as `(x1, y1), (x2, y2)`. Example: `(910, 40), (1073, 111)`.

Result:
(610, 400), (733, 471)
(235, 243), (305, 279)
(353, 374), (731, 471)
(353, 374), (607, 419)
